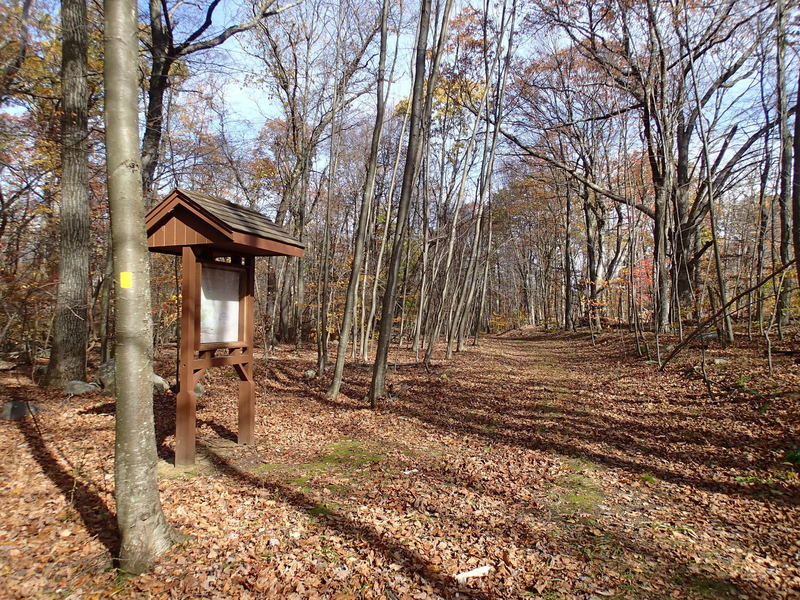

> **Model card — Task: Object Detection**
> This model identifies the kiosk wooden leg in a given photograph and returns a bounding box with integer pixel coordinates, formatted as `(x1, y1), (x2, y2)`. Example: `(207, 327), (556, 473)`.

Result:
(175, 389), (197, 465)
(176, 245), (199, 466)
(237, 256), (256, 446)
(236, 362), (254, 444)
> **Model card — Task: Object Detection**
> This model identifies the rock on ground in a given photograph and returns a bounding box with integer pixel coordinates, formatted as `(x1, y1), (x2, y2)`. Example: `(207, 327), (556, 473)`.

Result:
(97, 359), (174, 395)
(168, 381), (205, 397)
(64, 381), (100, 395)
(96, 360), (115, 391)
(152, 373), (170, 393)
(1, 401), (41, 420)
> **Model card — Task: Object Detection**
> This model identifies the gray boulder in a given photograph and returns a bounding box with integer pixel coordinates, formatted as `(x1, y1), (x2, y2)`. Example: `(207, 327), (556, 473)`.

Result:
(97, 359), (116, 391)
(0, 360), (15, 371)
(64, 380), (101, 395)
(97, 359), (172, 395)
(152, 373), (170, 394)
(169, 380), (205, 397)
(2, 401), (42, 421)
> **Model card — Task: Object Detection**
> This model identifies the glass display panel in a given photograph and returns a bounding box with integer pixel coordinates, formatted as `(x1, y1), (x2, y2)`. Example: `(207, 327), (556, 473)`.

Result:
(199, 265), (241, 344)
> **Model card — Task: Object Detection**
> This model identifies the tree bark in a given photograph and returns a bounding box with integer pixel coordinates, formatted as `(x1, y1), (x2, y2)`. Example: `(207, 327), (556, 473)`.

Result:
(424, 5), (500, 362)
(326, 0), (389, 398)
(139, 0), (171, 204)
(792, 58), (800, 295)
(564, 185), (573, 330)
(316, 0), (350, 374)
(0, 0), (33, 102)
(44, 0), (90, 387)
(104, 0), (182, 573)
(776, 0), (793, 327)
(363, 110), (408, 361)
(141, 0), (287, 203)
(368, 0), (436, 404)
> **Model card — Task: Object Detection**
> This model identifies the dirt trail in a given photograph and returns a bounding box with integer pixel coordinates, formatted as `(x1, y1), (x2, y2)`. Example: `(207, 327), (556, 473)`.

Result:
(1, 330), (798, 599)
(500, 332), (800, 595)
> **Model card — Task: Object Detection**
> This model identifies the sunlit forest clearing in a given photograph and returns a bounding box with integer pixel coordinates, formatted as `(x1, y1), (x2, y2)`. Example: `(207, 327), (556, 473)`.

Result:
(1, 0), (800, 597)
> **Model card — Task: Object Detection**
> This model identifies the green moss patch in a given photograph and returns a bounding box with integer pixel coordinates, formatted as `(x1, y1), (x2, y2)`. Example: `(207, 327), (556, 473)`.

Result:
(317, 439), (383, 467)
(253, 438), (384, 493)
(566, 457), (606, 473)
(308, 501), (340, 517)
(551, 472), (605, 514)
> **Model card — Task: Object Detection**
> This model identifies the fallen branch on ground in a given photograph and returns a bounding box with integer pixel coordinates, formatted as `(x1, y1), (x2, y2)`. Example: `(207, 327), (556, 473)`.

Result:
(660, 260), (797, 370)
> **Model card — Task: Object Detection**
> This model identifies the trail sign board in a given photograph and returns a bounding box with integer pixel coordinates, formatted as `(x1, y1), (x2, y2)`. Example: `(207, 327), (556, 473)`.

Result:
(200, 265), (242, 345)
(146, 188), (304, 465)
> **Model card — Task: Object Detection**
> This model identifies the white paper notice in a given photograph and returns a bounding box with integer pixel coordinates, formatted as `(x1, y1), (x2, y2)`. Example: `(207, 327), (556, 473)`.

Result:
(200, 266), (241, 344)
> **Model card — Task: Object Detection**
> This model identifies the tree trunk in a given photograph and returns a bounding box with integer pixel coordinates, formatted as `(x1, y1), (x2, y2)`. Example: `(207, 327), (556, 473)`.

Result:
(683, 29), (735, 344)
(453, 203), (484, 353)
(672, 119), (695, 309)
(564, 185), (573, 330)
(473, 204), (492, 344)
(776, 0), (793, 327)
(412, 151), (431, 355)
(424, 10), (499, 362)
(98, 247), (114, 363)
(140, 0), (172, 204)
(792, 60), (800, 295)
(653, 187), (671, 333)
(44, 0), (90, 387)
(104, 0), (181, 573)
(368, 0), (436, 404)
(363, 97), (412, 362)
(582, 185), (600, 329)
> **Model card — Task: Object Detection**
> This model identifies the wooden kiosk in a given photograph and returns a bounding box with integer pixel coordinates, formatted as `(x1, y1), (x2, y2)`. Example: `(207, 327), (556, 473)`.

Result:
(146, 189), (304, 465)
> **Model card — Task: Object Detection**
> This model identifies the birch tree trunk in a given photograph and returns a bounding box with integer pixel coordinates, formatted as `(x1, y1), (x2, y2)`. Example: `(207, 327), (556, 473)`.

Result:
(104, 0), (181, 573)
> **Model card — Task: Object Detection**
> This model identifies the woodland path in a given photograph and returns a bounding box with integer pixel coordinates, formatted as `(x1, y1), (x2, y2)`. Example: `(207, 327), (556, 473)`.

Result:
(1, 330), (798, 599)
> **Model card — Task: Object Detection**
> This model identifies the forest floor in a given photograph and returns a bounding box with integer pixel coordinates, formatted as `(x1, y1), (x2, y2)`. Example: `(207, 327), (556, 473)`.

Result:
(1, 328), (799, 600)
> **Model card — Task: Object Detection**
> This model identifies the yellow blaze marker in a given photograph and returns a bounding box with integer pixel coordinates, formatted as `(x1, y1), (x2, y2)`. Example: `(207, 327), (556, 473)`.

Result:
(120, 272), (133, 289)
